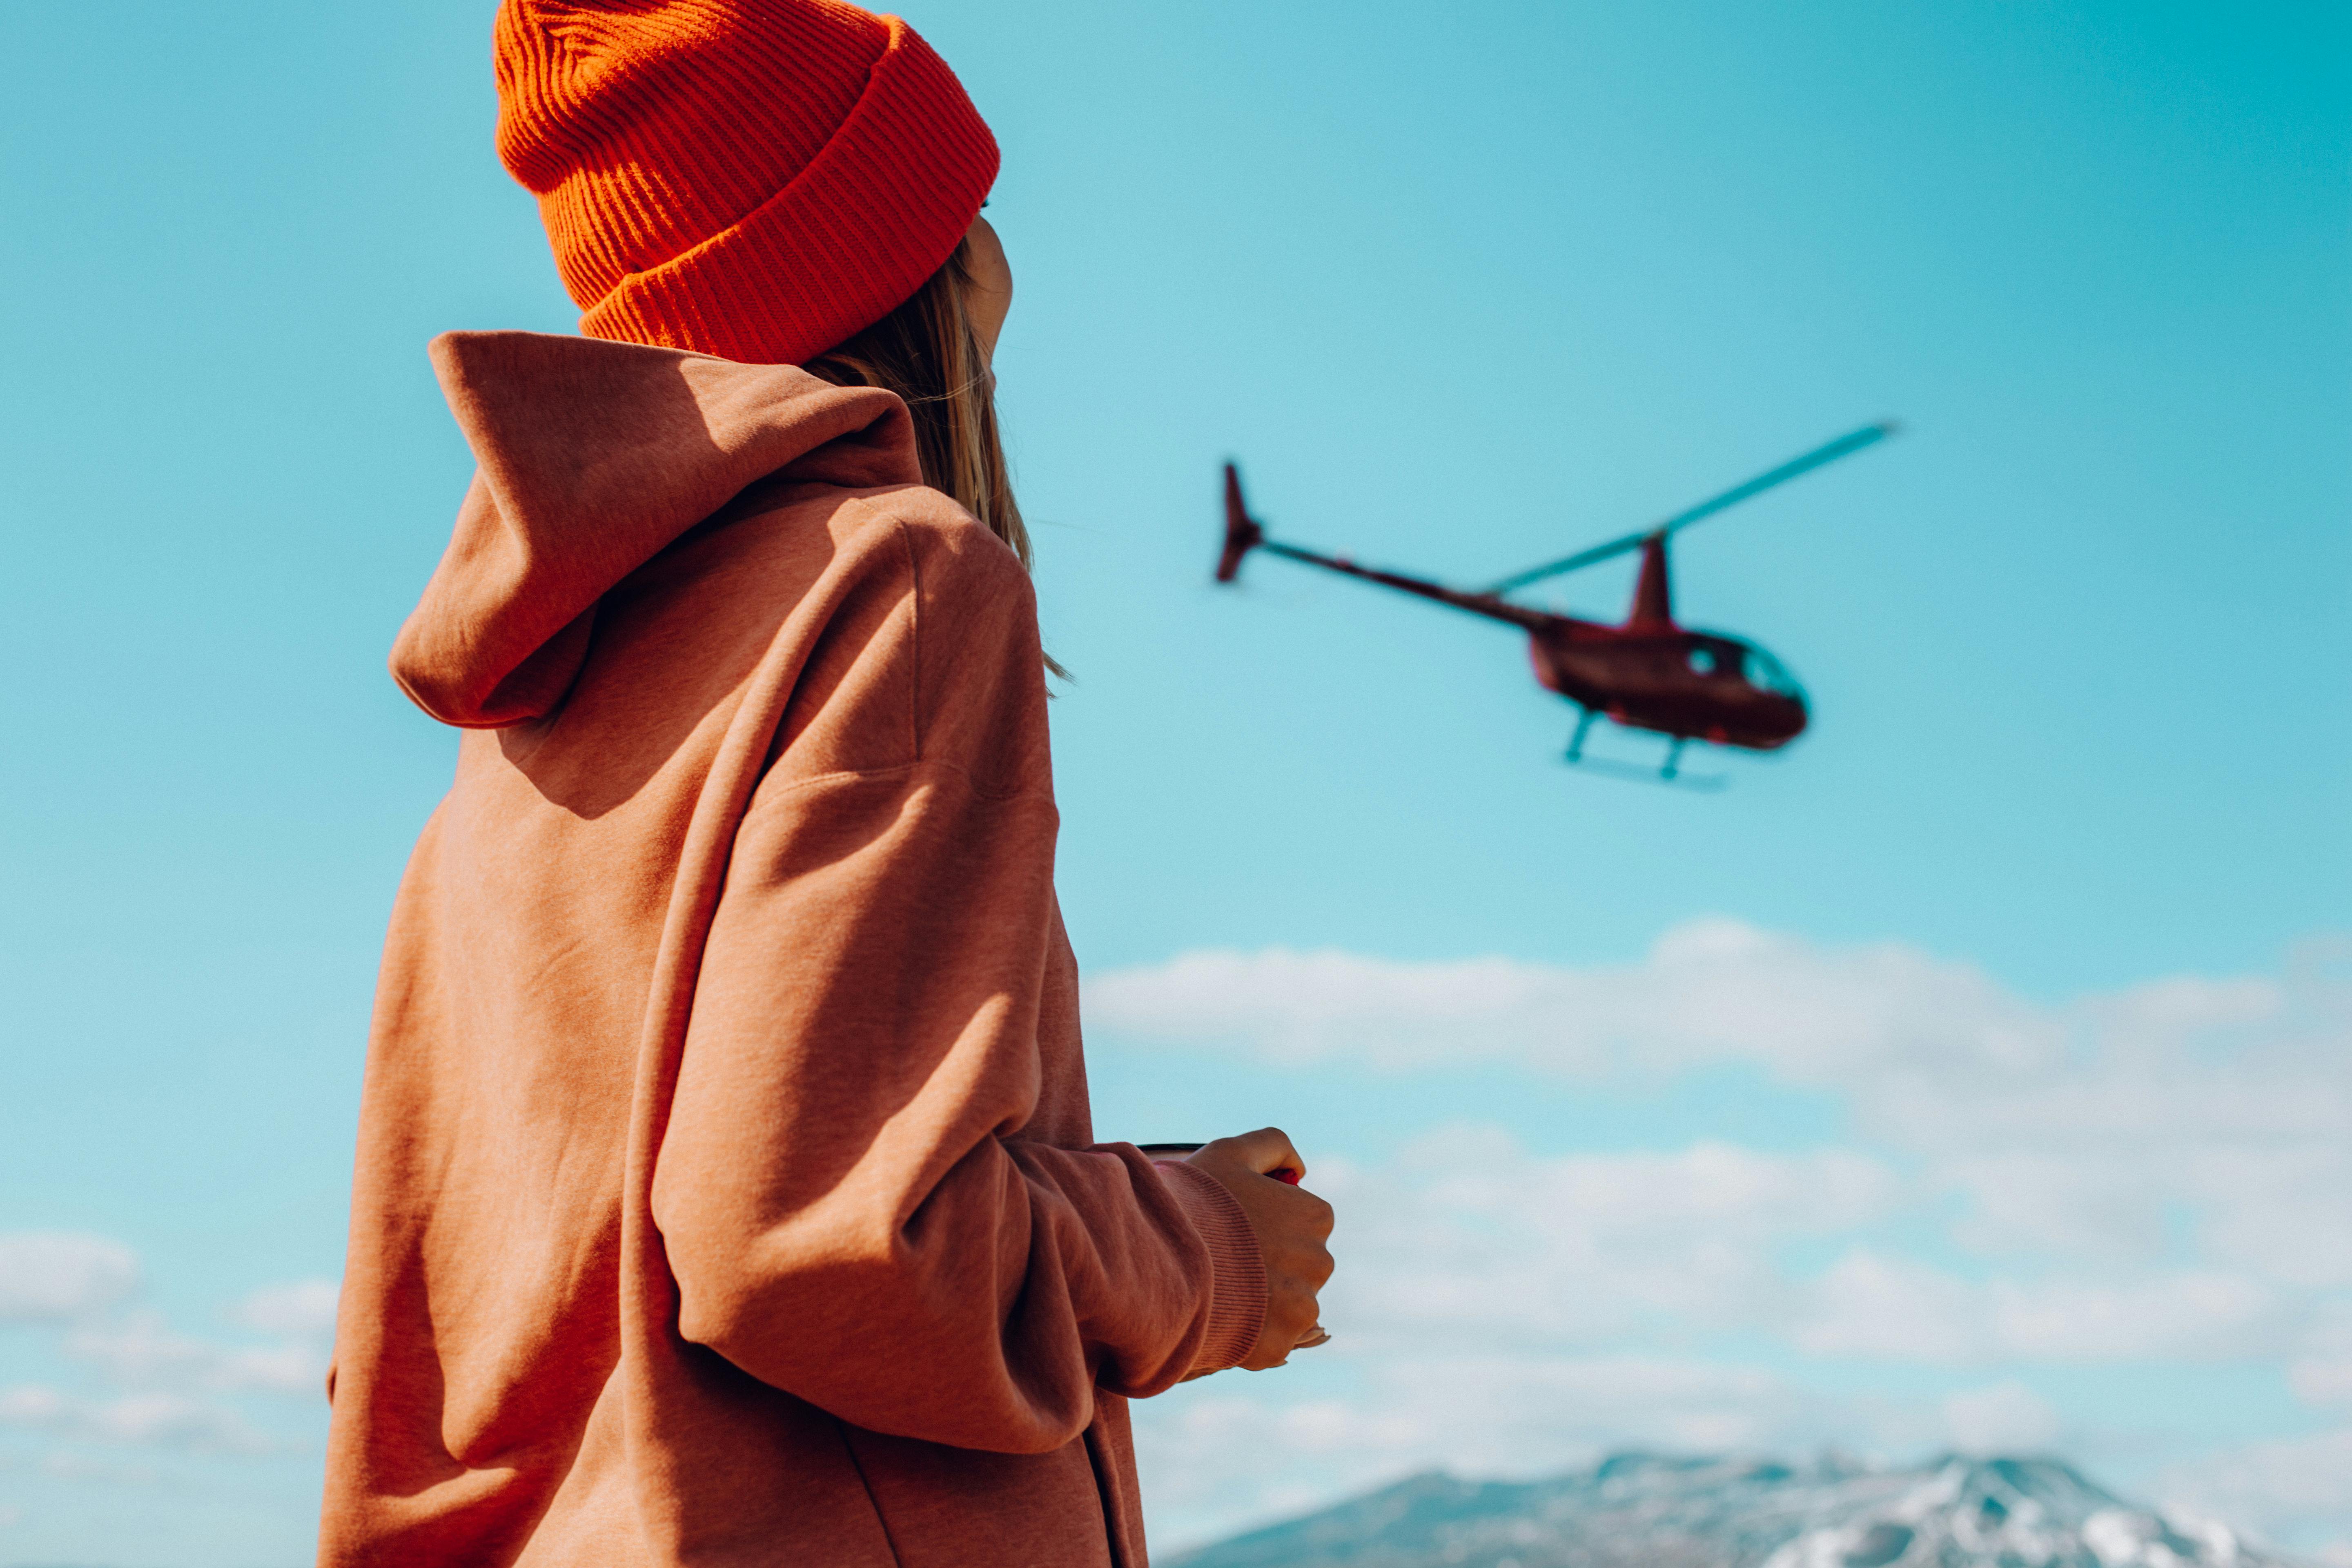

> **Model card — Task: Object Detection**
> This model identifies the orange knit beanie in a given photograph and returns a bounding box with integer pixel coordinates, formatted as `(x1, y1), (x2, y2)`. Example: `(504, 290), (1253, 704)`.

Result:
(493, 0), (998, 366)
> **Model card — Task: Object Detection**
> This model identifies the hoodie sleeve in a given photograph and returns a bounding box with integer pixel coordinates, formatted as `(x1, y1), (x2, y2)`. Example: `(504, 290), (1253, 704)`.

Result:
(648, 507), (1265, 1454)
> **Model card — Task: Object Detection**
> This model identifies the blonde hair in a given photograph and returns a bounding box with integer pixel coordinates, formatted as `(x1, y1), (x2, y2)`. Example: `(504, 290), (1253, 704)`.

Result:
(808, 239), (1034, 571)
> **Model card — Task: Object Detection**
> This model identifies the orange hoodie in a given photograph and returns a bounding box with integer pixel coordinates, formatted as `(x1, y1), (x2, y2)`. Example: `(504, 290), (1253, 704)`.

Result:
(318, 331), (1266, 1567)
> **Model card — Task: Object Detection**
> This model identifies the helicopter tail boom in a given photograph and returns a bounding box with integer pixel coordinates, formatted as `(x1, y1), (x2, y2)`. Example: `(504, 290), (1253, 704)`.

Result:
(1215, 461), (1557, 632)
(1216, 463), (1265, 583)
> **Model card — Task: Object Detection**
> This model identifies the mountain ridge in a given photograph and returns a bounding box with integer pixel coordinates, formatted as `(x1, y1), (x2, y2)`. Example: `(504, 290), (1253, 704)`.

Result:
(1167, 1451), (2296, 1568)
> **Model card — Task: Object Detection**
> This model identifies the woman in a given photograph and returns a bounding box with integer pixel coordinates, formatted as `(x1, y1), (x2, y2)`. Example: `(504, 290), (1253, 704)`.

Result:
(316, 3), (1335, 1564)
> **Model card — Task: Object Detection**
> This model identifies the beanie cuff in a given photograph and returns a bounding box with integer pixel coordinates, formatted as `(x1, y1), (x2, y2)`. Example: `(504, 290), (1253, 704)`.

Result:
(579, 16), (997, 367)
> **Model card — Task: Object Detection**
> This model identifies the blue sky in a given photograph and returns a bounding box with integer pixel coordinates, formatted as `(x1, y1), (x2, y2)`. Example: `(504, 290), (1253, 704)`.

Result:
(0, 2), (2344, 1564)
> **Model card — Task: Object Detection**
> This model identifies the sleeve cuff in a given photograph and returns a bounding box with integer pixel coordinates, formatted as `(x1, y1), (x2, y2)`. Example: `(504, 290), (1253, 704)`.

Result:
(1154, 1159), (1268, 1374)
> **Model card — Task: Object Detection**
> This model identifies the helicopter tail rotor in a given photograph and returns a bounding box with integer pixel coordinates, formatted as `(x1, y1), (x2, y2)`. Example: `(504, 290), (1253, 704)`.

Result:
(1216, 462), (1265, 584)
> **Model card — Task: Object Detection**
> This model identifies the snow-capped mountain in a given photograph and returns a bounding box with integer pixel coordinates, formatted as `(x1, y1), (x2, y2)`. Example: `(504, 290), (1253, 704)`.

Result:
(1168, 1453), (2296, 1568)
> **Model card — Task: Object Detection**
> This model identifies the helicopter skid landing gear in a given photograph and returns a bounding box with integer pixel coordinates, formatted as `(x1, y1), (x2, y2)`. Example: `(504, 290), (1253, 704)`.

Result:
(1563, 721), (1728, 791)
(1565, 708), (1598, 764)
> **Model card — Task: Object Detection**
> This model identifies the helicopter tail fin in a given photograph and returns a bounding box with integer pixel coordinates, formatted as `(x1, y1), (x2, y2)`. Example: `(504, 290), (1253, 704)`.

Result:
(1216, 462), (1265, 584)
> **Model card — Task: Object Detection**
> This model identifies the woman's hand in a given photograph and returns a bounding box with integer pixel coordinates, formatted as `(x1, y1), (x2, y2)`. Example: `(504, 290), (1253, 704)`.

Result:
(1185, 1129), (1335, 1370)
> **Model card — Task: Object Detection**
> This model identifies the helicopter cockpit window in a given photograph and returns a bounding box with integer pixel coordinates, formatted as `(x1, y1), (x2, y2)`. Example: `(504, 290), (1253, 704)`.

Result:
(1688, 641), (1747, 679)
(1741, 644), (1806, 699)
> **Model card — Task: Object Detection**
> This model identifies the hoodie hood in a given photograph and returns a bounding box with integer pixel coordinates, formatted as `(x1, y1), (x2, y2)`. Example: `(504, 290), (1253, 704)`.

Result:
(392, 330), (919, 728)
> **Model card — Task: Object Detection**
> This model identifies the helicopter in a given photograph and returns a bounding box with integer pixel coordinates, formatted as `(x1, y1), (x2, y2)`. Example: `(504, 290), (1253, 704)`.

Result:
(1214, 423), (1898, 785)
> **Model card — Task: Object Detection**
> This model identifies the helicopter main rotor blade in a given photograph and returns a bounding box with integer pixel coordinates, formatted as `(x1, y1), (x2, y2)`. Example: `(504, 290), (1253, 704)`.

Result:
(1484, 421), (1899, 595)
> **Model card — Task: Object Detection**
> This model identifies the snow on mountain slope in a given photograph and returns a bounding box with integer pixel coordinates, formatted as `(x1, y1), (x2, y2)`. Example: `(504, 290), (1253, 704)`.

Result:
(1167, 1453), (2297, 1568)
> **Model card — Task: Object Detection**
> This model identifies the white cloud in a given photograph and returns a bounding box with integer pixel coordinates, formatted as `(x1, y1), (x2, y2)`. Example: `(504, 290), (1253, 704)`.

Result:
(0, 1385), (71, 1427)
(1941, 1151), (2172, 1262)
(2188, 1145), (2352, 1290)
(0, 1383), (274, 1454)
(228, 1278), (339, 1339)
(2291, 1304), (2352, 1408)
(62, 1307), (329, 1396)
(1793, 1252), (1983, 1361)
(0, 1234), (139, 1322)
(1086, 919), (2066, 1085)
(63, 1312), (220, 1389)
(1942, 1379), (2062, 1452)
(1097, 927), (2352, 1347)
(1411, 1131), (1900, 1236)
(1089, 925), (2348, 1141)
(1989, 1272), (2281, 1361)
(1307, 1129), (1901, 1348)
(1374, 1355), (1821, 1465)
(0, 1245), (336, 1471)
(1098, 928), (2352, 1550)
(82, 1393), (276, 1453)
(1686, 1246), (2282, 1367)
(214, 1340), (329, 1396)
(2165, 1426), (2352, 1549)
(1300, 1132), (2289, 1368)
(2291, 1359), (2352, 1406)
